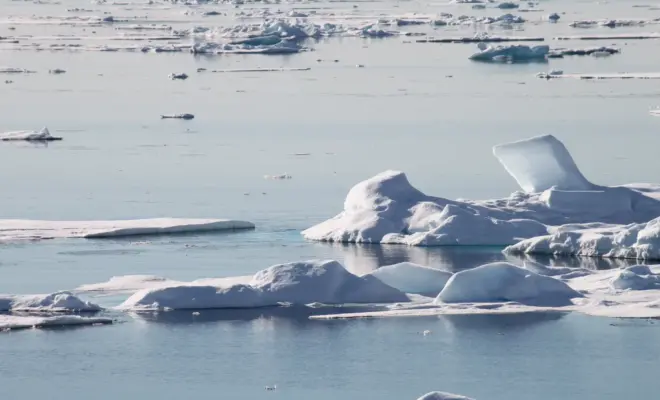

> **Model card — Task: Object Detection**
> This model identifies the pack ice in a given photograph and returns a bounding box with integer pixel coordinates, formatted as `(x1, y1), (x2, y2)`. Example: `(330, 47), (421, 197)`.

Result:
(118, 260), (410, 311)
(0, 218), (255, 241)
(303, 135), (660, 259)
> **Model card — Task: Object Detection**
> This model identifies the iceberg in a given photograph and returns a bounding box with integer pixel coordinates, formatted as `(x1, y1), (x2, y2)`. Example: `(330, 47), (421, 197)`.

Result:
(0, 292), (101, 312)
(303, 134), (660, 247)
(0, 218), (255, 241)
(469, 44), (549, 62)
(0, 315), (112, 331)
(118, 260), (409, 310)
(417, 392), (475, 400)
(366, 262), (452, 297)
(0, 127), (62, 142)
(435, 263), (582, 306)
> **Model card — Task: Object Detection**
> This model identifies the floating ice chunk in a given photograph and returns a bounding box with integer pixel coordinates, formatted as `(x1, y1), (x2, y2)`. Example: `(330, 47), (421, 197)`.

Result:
(497, 2), (519, 9)
(264, 173), (292, 180)
(119, 260), (409, 310)
(0, 315), (112, 331)
(365, 263), (453, 297)
(493, 134), (593, 193)
(555, 33), (660, 40)
(469, 44), (549, 62)
(548, 13), (560, 22)
(161, 113), (194, 120)
(570, 19), (650, 28)
(0, 127), (61, 142)
(435, 262), (583, 306)
(0, 292), (101, 312)
(0, 218), (254, 241)
(48, 68), (66, 74)
(651, 109), (660, 116)
(417, 392), (476, 400)
(418, 34), (543, 43)
(168, 72), (188, 80)
(549, 46), (619, 57)
(76, 275), (178, 293)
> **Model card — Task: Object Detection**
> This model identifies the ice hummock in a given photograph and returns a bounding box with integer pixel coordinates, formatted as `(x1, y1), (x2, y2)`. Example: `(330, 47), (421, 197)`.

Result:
(118, 260), (410, 311)
(0, 127), (62, 142)
(417, 391), (476, 400)
(0, 218), (255, 241)
(366, 262), (452, 297)
(435, 263), (582, 306)
(303, 135), (660, 247)
(0, 291), (101, 312)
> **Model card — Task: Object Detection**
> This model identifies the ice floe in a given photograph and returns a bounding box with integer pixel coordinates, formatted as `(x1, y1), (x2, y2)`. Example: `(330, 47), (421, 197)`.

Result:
(118, 260), (410, 311)
(418, 33), (543, 43)
(303, 134), (660, 247)
(0, 218), (254, 241)
(0, 127), (62, 142)
(366, 262), (452, 297)
(469, 44), (549, 62)
(0, 315), (112, 331)
(0, 292), (101, 312)
(569, 19), (656, 28)
(537, 72), (660, 80)
(161, 113), (194, 119)
(76, 274), (252, 294)
(417, 391), (476, 400)
(555, 33), (660, 41)
(548, 46), (619, 58)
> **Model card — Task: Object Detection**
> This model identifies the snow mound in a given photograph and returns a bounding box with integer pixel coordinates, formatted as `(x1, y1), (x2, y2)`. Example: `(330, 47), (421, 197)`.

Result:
(610, 266), (660, 290)
(0, 292), (101, 312)
(119, 260), (409, 310)
(0, 218), (255, 241)
(0, 127), (62, 141)
(366, 262), (452, 296)
(469, 44), (549, 62)
(493, 134), (592, 193)
(417, 391), (475, 400)
(435, 262), (583, 306)
(505, 218), (660, 260)
(0, 315), (112, 331)
(304, 135), (660, 246)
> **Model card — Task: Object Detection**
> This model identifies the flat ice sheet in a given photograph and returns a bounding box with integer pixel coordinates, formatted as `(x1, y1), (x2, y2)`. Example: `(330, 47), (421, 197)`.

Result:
(0, 218), (255, 240)
(0, 314), (112, 330)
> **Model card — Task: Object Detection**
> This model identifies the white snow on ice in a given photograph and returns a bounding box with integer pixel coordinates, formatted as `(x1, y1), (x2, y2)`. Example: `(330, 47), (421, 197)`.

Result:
(0, 218), (255, 241)
(117, 260), (410, 311)
(0, 127), (61, 141)
(0, 315), (112, 331)
(0, 292), (101, 312)
(469, 44), (549, 62)
(366, 262), (452, 297)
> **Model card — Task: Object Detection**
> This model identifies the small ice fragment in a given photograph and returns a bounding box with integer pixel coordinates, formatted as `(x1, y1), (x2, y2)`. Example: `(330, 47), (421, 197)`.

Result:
(265, 385), (277, 391)
(356, 64), (365, 68)
(49, 69), (66, 74)
(497, 2), (519, 9)
(264, 174), (292, 180)
(423, 330), (431, 336)
(416, 391), (475, 400)
(168, 73), (188, 80)
(192, 311), (200, 316)
(161, 113), (194, 120)
(549, 13), (560, 21)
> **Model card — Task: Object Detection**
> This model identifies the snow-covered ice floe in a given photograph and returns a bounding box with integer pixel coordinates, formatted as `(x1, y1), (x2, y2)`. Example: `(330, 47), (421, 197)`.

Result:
(0, 292), (101, 312)
(555, 33), (660, 41)
(469, 43), (549, 62)
(536, 72), (660, 80)
(303, 134), (660, 253)
(548, 46), (619, 58)
(417, 392), (475, 400)
(569, 19), (658, 28)
(0, 315), (112, 331)
(0, 218), (254, 241)
(116, 260), (410, 311)
(0, 127), (62, 141)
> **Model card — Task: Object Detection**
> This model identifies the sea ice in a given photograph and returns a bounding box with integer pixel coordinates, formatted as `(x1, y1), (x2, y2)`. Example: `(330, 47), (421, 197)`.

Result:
(469, 44), (549, 62)
(0, 315), (112, 331)
(366, 262), (452, 296)
(0, 127), (62, 141)
(435, 263), (582, 306)
(118, 260), (409, 310)
(161, 113), (194, 119)
(0, 292), (101, 312)
(304, 135), (660, 247)
(0, 218), (254, 241)
(417, 392), (475, 400)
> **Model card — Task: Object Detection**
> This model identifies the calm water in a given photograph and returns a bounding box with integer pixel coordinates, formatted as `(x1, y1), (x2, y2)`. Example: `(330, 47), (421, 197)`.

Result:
(2, 0), (660, 398)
